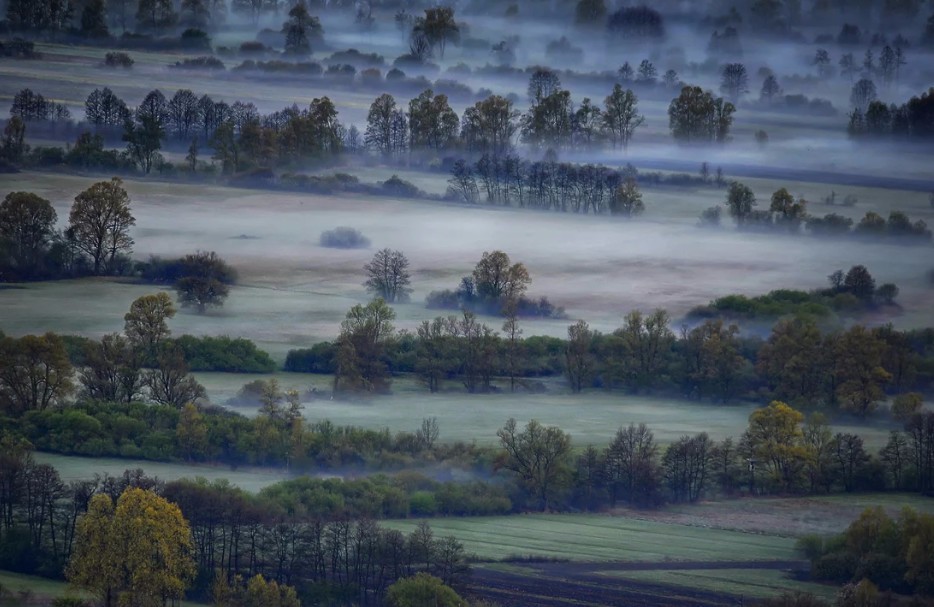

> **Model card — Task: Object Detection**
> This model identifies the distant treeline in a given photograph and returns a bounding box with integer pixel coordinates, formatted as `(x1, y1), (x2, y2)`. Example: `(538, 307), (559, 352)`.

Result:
(848, 88), (934, 141)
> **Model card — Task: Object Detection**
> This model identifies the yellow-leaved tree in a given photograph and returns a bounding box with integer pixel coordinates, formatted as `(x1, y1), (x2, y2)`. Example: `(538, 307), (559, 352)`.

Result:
(67, 487), (195, 607)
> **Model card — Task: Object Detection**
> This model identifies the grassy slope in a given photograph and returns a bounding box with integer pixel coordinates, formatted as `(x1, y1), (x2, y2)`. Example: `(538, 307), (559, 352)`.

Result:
(384, 514), (799, 562)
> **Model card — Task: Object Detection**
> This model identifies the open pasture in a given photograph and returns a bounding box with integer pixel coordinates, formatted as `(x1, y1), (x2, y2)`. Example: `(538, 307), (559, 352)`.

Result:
(33, 451), (295, 492)
(2, 171), (932, 356)
(385, 513), (799, 562)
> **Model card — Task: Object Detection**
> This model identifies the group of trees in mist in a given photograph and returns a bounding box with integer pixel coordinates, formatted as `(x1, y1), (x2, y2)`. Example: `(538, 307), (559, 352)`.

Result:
(3, 68), (736, 179)
(848, 87), (934, 141)
(703, 181), (932, 242)
(0, 441), (471, 604)
(0, 179), (135, 280)
(800, 506), (934, 599)
(446, 154), (646, 216)
(0, 181), (239, 312)
(279, 290), (934, 418)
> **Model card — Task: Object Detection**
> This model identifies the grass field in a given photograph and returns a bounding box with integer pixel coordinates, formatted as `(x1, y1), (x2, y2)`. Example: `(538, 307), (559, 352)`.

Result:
(603, 568), (839, 602)
(33, 452), (295, 492)
(385, 513), (799, 562)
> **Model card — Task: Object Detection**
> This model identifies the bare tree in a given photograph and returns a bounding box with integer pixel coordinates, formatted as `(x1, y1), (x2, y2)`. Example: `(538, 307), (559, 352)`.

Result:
(363, 249), (412, 303)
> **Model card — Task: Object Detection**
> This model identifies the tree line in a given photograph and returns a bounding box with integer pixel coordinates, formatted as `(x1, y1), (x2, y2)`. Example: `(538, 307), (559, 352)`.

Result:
(704, 181), (932, 244)
(284, 294), (933, 417)
(0, 440), (471, 604)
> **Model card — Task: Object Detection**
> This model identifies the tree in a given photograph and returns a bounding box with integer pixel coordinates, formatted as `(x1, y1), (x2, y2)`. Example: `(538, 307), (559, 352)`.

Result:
(413, 7), (459, 59)
(145, 344), (206, 407)
(497, 418), (571, 510)
(613, 309), (674, 391)
(124, 293), (176, 354)
(123, 113), (164, 174)
(850, 79), (877, 112)
(0, 191), (57, 274)
(843, 265), (876, 300)
(521, 89), (574, 150)
(607, 6), (665, 40)
(80, 333), (143, 403)
(408, 89), (459, 151)
(610, 178), (644, 217)
(565, 320), (595, 393)
(725, 181), (756, 226)
(769, 187), (807, 231)
(80, 0), (108, 37)
(174, 251), (234, 313)
(756, 318), (825, 407)
(0, 333), (74, 414)
(1, 116), (27, 164)
(335, 298), (396, 393)
(720, 63), (749, 102)
(604, 423), (659, 506)
(602, 85), (644, 149)
(472, 250), (530, 303)
(835, 326), (891, 418)
(575, 0), (606, 25)
(740, 401), (806, 492)
(813, 49), (832, 79)
(668, 86), (735, 143)
(282, 1), (322, 55)
(460, 95), (519, 157)
(180, 0), (209, 27)
(67, 178), (135, 275)
(663, 433), (712, 503)
(892, 393), (923, 421)
(176, 403), (208, 461)
(840, 53), (858, 81)
(136, 0), (176, 30)
(637, 60), (658, 84)
(760, 75), (782, 103)
(362, 249), (412, 303)
(527, 68), (562, 106)
(387, 573), (466, 607)
(365, 93), (403, 156)
(85, 88), (131, 129)
(67, 488), (195, 607)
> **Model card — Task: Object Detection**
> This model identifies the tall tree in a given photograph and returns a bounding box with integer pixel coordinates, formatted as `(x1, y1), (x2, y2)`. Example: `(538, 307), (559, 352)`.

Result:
(565, 320), (595, 393)
(668, 86), (735, 143)
(725, 181), (756, 226)
(124, 293), (176, 354)
(740, 401), (806, 492)
(602, 85), (644, 149)
(145, 344), (206, 407)
(413, 7), (459, 59)
(720, 63), (749, 102)
(497, 418), (572, 510)
(174, 251), (235, 313)
(460, 95), (519, 157)
(609, 178), (644, 217)
(0, 191), (57, 275)
(0, 333), (74, 414)
(123, 113), (164, 174)
(604, 423), (659, 507)
(363, 249), (412, 303)
(67, 488), (195, 607)
(80, 0), (109, 37)
(407, 90), (459, 151)
(334, 298), (396, 393)
(66, 178), (135, 275)
(136, 0), (177, 30)
(282, 1), (322, 55)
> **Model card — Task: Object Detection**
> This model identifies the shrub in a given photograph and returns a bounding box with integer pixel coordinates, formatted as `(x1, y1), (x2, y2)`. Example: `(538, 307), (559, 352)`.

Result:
(171, 56), (225, 70)
(284, 342), (338, 373)
(320, 227), (370, 249)
(180, 28), (211, 50)
(172, 335), (276, 373)
(103, 51), (133, 68)
(239, 41), (267, 54)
